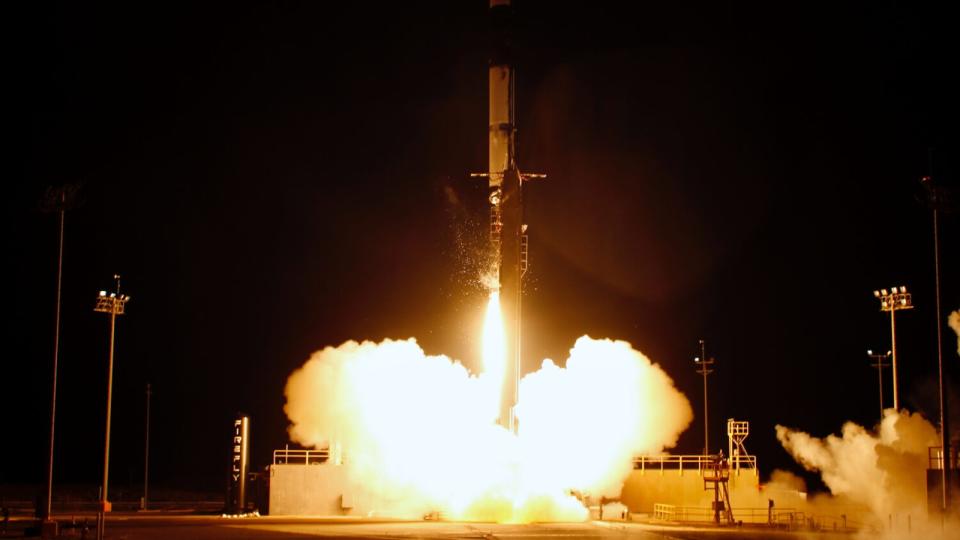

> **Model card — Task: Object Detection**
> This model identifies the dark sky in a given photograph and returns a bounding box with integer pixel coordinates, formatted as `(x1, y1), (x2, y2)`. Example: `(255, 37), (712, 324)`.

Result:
(8, 1), (959, 496)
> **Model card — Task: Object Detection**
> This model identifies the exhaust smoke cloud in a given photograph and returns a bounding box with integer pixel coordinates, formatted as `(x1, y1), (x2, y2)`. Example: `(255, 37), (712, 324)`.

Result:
(949, 309), (960, 355)
(284, 293), (692, 522)
(777, 410), (959, 537)
(773, 308), (960, 537)
(776, 410), (938, 519)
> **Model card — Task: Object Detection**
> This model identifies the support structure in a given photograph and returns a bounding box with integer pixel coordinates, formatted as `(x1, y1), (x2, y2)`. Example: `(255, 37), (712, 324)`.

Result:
(727, 419), (749, 476)
(703, 453), (734, 525)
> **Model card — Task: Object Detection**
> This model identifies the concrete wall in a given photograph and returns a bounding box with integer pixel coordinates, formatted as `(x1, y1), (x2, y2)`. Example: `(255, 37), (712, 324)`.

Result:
(268, 463), (416, 517)
(269, 463), (351, 516)
(619, 468), (760, 513)
(269, 461), (772, 518)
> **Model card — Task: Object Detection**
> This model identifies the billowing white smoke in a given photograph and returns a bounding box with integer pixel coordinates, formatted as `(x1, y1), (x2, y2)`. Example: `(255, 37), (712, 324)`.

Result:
(949, 309), (960, 355)
(517, 337), (693, 498)
(772, 307), (960, 538)
(776, 410), (938, 520)
(284, 336), (692, 522)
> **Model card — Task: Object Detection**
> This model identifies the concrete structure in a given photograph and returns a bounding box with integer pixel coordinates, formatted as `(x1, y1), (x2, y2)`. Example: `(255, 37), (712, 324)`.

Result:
(269, 462), (349, 516)
(268, 452), (764, 518)
(268, 420), (785, 519)
(269, 449), (424, 518)
(269, 449), (348, 516)
(620, 454), (759, 514)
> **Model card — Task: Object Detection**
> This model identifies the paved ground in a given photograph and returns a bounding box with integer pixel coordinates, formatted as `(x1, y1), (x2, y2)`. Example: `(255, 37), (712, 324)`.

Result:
(3, 514), (859, 539)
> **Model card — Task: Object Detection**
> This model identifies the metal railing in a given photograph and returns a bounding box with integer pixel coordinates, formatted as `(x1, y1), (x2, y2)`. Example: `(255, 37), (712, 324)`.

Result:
(653, 505), (863, 531)
(272, 448), (329, 465)
(654, 504), (799, 525)
(653, 503), (675, 520)
(632, 454), (757, 475)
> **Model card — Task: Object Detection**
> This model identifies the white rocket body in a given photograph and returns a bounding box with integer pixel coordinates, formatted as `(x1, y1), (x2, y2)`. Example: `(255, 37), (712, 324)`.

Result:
(488, 0), (523, 433)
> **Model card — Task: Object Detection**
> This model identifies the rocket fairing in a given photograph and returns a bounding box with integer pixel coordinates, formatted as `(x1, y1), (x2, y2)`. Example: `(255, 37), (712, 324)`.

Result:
(488, 0), (515, 190)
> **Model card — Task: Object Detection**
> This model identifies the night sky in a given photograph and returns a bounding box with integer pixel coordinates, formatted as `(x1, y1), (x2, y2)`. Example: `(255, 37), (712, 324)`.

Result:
(8, 1), (959, 496)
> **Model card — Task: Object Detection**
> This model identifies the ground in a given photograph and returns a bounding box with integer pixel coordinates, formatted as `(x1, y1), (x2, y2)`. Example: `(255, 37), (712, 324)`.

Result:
(3, 514), (861, 539)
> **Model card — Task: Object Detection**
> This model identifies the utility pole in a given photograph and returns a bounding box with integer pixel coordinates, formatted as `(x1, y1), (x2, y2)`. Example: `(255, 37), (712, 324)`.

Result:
(922, 169), (952, 515)
(44, 189), (65, 529)
(142, 383), (151, 511)
(694, 339), (715, 455)
(867, 350), (891, 422)
(39, 184), (80, 538)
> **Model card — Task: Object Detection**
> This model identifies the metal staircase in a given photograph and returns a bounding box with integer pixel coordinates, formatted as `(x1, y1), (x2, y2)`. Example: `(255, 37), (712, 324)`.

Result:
(703, 453), (735, 525)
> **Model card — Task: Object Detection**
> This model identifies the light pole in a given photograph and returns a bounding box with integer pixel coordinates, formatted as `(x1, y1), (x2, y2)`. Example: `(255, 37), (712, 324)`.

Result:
(694, 339), (715, 455)
(872, 286), (912, 411)
(867, 349), (891, 422)
(43, 188), (65, 527)
(142, 383), (151, 511)
(39, 184), (80, 533)
(922, 172), (951, 515)
(94, 276), (129, 540)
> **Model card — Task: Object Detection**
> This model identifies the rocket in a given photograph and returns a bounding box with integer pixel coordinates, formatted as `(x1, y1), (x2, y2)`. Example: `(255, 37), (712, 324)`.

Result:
(485, 0), (543, 433)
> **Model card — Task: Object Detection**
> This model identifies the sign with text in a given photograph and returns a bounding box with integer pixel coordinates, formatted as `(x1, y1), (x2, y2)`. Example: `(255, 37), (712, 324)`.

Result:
(228, 415), (250, 514)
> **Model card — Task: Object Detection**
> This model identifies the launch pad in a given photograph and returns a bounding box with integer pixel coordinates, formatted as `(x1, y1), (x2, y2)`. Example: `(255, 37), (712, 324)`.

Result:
(269, 0), (822, 532)
(265, 419), (802, 525)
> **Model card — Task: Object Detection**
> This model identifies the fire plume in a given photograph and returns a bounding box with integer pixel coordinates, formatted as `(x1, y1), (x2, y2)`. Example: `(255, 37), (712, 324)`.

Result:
(283, 295), (692, 522)
(481, 291), (507, 422)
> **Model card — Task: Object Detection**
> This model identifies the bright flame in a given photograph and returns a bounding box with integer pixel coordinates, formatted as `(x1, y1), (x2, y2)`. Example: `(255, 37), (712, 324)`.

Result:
(283, 303), (693, 522)
(481, 291), (506, 421)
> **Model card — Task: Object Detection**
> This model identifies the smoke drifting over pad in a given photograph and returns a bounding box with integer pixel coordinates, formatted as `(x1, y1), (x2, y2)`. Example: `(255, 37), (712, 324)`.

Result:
(950, 310), (960, 355)
(775, 410), (960, 540)
(283, 335), (691, 522)
(771, 312), (960, 538)
(777, 410), (938, 519)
